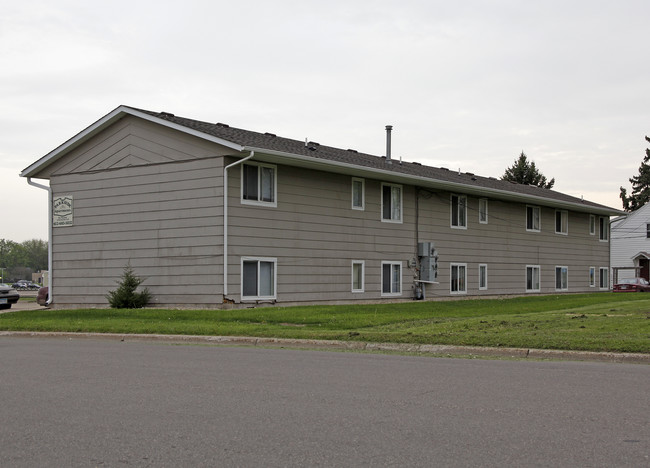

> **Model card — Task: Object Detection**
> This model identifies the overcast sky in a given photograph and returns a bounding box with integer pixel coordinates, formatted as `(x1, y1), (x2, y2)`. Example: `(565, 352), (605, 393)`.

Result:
(2, 0), (649, 242)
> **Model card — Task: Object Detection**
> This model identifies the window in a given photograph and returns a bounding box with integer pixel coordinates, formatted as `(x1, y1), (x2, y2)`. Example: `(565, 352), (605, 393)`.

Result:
(352, 261), (364, 292)
(479, 199), (488, 224)
(450, 263), (467, 294)
(242, 258), (276, 299)
(351, 178), (365, 210)
(479, 264), (488, 290)
(646, 223), (650, 239)
(451, 194), (467, 228)
(381, 183), (402, 223)
(242, 163), (276, 206)
(589, 215), (596, 235)
(555, 210), (568, 235)
(599, 217), (609, 241)
(599, 267), (609, 289)
(555, 266), (568, 290)
(381, 261), (402, 295)
(526, 206), (541, 232)
(526, 265), (540, 292)
(589, 267), (596, 287)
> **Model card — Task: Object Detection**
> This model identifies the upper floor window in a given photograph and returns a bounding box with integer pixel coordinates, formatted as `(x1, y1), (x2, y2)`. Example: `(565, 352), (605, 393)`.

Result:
(646, 223), (650, 238)
(381, 183), (402, 223)
(555, 210), (568, 235)
(479, 199), (488, 224)
(589, 215), (596, 235)
(351, 178), (365, 210)
(451, 194), (467, 228)
(526, 206), (541, 232)
(242, 163), (276, 206)
(599, 217), (609, 241)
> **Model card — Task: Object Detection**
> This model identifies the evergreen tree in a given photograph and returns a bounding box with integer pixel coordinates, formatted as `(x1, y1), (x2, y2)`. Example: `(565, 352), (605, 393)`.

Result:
(620, 136), (650, 212)
(106, 264), (151, 308)
(501, 151), (555, 189)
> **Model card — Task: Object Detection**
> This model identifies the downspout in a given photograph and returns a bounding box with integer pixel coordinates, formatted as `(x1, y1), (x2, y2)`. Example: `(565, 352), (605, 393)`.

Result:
(223, 151), (255, 299)
(27, 178), (53, 305)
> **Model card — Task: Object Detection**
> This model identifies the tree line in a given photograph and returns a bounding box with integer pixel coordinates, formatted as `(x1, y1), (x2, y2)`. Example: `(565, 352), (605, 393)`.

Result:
(0, 239), (48, 283)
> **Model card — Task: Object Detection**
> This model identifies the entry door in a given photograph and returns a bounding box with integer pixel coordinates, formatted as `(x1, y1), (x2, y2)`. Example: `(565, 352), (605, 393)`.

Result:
(641, 259), (649, 281)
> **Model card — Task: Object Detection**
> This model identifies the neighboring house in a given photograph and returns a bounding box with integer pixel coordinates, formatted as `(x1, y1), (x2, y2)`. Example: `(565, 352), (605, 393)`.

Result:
(611, 202), (650, 282)
(21, 106), (621, 308)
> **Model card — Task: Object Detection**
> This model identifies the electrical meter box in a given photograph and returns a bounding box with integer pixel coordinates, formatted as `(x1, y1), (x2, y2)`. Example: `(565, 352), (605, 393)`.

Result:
(418, 242), (438, 282)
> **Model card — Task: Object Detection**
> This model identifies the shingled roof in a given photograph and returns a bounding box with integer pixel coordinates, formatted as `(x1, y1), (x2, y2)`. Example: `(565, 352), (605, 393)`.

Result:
(22, 105), (621, 215)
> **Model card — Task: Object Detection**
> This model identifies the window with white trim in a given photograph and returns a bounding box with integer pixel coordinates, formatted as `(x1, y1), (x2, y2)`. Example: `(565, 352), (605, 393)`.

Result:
(479, 199), (488, 224)
(526, 265), (540, 292)
(589, 267), (596, 287)
(381, 261), (402, 295)
(451, 194), (467, 228)
(646, 223), (650, 239)
(351, 178), (364, 210)
(555, 210), (568, 235)
(599, 267), (609, 289)
(599, 217), (609, 241)
(555, 266), (568, 290)
(479, 264), (488, 290)
(589, 215), (596, 235)
(526, 206), (541, 232)
(450, 263), (467, 294)
(242, 163), (277, 206)
(242, 257), (276, 299)
(351, 261), (364, 293)
(381, 183), (402, 223)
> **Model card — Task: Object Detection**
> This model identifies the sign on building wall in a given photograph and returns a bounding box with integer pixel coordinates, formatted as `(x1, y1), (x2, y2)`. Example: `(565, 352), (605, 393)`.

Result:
(53, 195), (73, 227)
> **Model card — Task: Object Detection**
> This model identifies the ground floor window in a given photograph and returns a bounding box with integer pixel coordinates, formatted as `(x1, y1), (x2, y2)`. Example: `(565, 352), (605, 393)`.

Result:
(450, 263), (467, 294)
(526, 265), (540, 292)
(381, 261), (402, 295)
(589, 267), (596, 287)
(242, 257), (276, 299)
(599, 267), (609, 289)
(352, 261), (364, 292)
(479, 264), (488, 290)
(555, 266), (568, 290)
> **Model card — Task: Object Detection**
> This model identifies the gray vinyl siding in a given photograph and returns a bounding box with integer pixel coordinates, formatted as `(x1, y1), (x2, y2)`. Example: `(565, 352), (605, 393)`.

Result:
(226, 162), (416, 303)
(45, 118), (229, 308)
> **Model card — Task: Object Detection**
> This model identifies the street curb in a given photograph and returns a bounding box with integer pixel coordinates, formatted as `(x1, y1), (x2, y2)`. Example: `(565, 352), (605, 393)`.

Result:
(1, 331), (648, 364)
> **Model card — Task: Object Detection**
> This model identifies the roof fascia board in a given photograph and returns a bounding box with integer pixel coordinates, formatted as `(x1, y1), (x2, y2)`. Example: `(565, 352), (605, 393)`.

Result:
(244, 145), (622, 216)
(21, 106), (245, 178)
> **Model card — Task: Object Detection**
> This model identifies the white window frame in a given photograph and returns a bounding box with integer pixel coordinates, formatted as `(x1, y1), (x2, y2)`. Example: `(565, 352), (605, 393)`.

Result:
(479, 198), (488, 224)
(479, 264), (488, 290)
(381, 261), (402, 296)
(241, 162), (277, 207)
(351, 260), (365, 293)
(599, 217), (609, 242)
(555, 210), (568, 235)
(450, 263), (467, 295)
(526, 205), (541, 232)
(526, 265), (541, 292)
(450, 194), (468, 229)
(351, 178), (365, 211)
(599, 267), (609, 290)
(381, 183), (403, 223)
(589, 215), (596, 235)
(589, 266), (596, 288)
(241, 257), (277, 300)
(555, 266), (568, 291)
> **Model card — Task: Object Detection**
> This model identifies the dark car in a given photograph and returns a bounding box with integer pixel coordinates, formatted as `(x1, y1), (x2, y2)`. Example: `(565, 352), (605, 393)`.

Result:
(613, 277), (650, 292)
(37, 286), (49, 306)
(0, 283), (20, 309)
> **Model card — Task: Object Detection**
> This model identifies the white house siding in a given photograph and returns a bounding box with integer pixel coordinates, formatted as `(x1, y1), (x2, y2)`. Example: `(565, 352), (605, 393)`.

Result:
(611, 204), (650, 280)
(45, 117), (229, 307)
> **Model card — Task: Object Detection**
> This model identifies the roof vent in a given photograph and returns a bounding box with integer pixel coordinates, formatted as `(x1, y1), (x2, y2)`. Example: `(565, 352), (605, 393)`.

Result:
(216, 122), (229, 128)
(264, 132), (276, 137)
(347, 149), (358, 153)
(440, 167), (449, 171)
(412, 162), (421, 166)
(160, 112), (175, 118)
(385, 125), (393, 164)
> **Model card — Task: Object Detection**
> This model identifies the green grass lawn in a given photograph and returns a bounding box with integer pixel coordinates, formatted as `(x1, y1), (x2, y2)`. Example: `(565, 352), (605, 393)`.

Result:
(1, 293), (649, 353)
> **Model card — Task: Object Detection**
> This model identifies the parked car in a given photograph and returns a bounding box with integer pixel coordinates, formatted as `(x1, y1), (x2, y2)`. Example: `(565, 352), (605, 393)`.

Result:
(0, 283), (20, 309)
(612, 277), (650, 292)
(37, 286), (49, 306)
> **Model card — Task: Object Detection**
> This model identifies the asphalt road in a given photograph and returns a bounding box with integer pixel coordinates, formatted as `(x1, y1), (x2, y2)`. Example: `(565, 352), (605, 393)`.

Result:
(0, 337), (648, 467)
